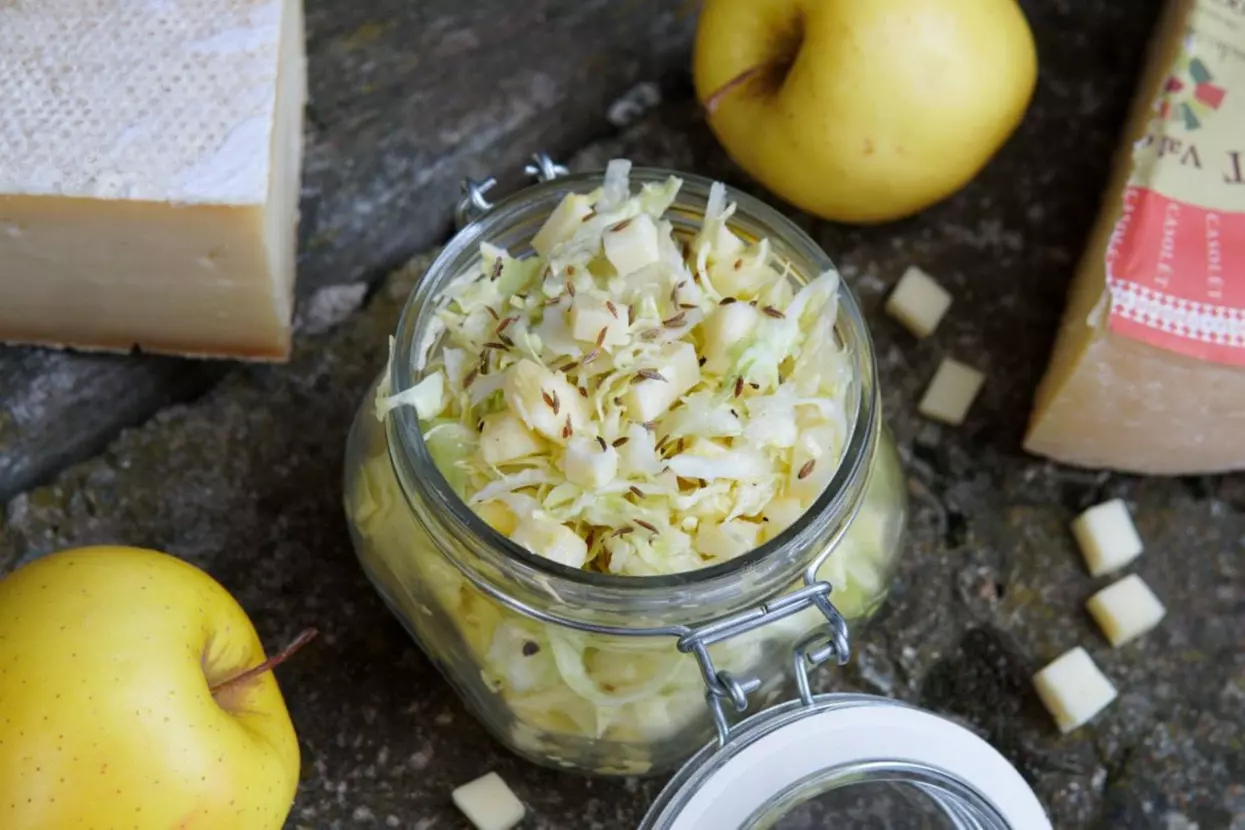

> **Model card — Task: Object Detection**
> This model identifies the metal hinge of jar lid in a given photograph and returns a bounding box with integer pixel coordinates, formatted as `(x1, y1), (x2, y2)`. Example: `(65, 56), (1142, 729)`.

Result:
(454, 152), (569, 229)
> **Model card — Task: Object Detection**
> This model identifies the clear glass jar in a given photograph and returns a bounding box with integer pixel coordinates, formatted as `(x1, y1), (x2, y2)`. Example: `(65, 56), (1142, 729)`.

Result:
(342, 167), (908, 776)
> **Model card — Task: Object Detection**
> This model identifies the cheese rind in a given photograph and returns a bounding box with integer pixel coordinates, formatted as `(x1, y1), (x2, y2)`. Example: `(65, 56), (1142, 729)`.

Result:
(1086, 574), (1166, 648)
(1070, 498), (1143, 577)
(1032, 647), (1117, 734)
(0, 0), (306, 361)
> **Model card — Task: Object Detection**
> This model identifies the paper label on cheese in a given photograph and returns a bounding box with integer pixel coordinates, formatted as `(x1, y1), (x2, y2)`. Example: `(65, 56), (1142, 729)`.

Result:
(1105, 0), (1245, 365)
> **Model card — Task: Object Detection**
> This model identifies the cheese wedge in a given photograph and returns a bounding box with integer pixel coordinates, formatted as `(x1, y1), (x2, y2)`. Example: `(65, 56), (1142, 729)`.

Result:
(1025, 0), (1245, 473)
(0, 0), (307, 361)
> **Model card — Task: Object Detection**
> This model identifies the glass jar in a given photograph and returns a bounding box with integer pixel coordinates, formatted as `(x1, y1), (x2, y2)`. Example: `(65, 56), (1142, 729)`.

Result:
(342, 164), (909, 776)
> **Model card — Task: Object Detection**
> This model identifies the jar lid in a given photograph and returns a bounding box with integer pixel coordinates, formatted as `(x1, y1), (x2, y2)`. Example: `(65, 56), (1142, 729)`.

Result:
(639, 694), (1050, 830)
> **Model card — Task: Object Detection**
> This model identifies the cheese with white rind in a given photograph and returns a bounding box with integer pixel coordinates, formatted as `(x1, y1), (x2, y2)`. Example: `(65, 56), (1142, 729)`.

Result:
(1032, 647), (1118, 734)
(1086, 574), (1166, 647)
(885, 265), (953, 338)
(0, 0), (307, 361)
(451, 772), (526, 830)
(917, 358), (985, 426)
(1071, 498), (1143, 577)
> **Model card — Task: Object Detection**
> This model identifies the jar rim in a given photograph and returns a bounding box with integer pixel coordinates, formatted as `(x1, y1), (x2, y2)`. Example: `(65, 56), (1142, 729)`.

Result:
(386, 166), (880, 618)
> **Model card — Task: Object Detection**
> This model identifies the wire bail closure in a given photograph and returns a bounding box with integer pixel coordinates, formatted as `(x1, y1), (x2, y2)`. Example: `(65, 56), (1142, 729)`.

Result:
(454, 152), (569, 229)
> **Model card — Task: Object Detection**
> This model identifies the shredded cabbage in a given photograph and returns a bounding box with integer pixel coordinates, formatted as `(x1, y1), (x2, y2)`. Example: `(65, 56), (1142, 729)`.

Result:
(352, 159), (905, 772)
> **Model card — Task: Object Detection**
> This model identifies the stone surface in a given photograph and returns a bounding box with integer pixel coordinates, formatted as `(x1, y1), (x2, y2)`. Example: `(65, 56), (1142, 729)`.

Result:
(4, 1), (1244, 829)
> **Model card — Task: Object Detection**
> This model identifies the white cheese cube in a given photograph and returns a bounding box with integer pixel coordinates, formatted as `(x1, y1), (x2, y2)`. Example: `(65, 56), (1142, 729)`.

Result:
(531, 193), (593, 257)
(603, 213), (662, 277)
(1086, 574), (1166, 647)
(504, 359), (587, 444)
(917, 358), (984, 426)
(562, 435), (619, 488)
(885, 265), (952, 338)
(480, 412), (543, 465)
(701, 301), (759, 373)
(696, 519), (762, 560)
(1032, 647), (1117, 734)
(1070, 498), (1143, 577)
(570, 292), (629, 347)
(623, 341), (701, 423)
(451, 772), (526, 830)
(510, 514), (588, 569)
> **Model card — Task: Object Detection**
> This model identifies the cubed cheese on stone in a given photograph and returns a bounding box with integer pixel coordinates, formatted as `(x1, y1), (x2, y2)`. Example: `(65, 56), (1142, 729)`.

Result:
(885, 265), (952, 338)
(603, 213), (661, 277)
(531, 193), (592, 257)
(623, 341), (701, 423)
(562, 435), (618, 488)
(1032, 647), (1117, 734)
(451, 772), (526, 830)
(569, 292), (628, 347)
(0, 0), (307, 360)
(1071, 498), (1143, 577)
(918, 358), (985, 426)
(510, 514), (588, 569)
(504, 359), (587, 444)
(701, 301), (759, 373)
(480, 412), (543, 465)
(1086, 574), (1166, 647)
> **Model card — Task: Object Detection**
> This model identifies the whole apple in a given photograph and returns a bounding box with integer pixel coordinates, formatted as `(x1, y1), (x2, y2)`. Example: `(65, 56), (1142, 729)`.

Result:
(0, 546), (304, 830)
(693, 0), (1038, 223)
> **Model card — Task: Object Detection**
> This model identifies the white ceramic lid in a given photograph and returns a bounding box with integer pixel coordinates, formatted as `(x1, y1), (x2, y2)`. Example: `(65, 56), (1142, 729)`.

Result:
(640, 695), (1051, 830)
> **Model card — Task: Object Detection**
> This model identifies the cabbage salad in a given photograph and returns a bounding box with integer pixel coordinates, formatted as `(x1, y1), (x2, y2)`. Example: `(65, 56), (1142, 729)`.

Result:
(378, 160), (853, 575)
(354, 161), (902, 770)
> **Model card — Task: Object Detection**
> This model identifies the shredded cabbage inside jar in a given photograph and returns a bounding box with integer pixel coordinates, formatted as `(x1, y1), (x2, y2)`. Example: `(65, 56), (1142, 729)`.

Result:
(353, 162), (903, 771)
(377, 161), (853, 576)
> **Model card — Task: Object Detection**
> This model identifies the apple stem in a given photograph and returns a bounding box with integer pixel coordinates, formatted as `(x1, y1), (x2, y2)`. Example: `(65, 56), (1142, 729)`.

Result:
(703, 64), (767, 115)
(209, 628), (318, 696)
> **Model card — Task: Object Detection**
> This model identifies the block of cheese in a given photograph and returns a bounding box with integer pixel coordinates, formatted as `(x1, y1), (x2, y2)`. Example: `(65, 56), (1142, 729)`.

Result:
(1086, 574), (1167, 647)
(0, 0), (307, 361)
(1025, 0), (1245, 473)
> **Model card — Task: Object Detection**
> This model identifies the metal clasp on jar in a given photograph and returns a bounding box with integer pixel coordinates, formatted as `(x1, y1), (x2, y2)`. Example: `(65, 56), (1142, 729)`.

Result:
(454, 152), (569, 228)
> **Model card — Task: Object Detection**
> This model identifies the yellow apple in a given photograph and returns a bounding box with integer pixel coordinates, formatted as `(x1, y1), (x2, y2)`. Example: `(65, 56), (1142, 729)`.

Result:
(0, 546), (305, 829)
(693, 0), (1038, 223)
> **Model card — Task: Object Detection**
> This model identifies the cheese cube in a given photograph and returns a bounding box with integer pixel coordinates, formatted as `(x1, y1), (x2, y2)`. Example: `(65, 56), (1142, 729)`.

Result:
(562, 435), (619, 488)
(1071, 498), (1143, 577)
(504, 359), (587, 444)
(623, 341), (701, 423)
(0, 0), (307, 360)
(603, 213), (662, 277)
(451, 772), (526, 830)
(701, 301), (759, 373)
(480, 412), (543, 465)
(510, 514), (588, 569)
(1086, 574), (1166, 647)
(531, 193), (593, 257)
(918, 358), (985, 426)
(885, 266), (953, 338)
(569, 292), (629, 347)
(1032, 647), (1117, 733)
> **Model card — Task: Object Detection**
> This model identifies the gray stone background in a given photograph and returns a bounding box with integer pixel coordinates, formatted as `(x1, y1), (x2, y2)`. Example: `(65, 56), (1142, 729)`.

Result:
(2, 1), (1242, 828)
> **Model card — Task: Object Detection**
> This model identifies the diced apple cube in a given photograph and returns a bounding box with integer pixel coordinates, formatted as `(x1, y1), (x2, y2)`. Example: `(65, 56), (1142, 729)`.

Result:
(917, 357), (984, 426)
(1032, 647), (1117, 734)
(1071, 498), (1144, 577)
(510, 514), (588, 569)
(1086, 574), (1166, 647)
(451, 772), (526, 830)
(480, 412), (543, 465)
(696, 519), (762, 560)
(531, 193), (593, 257)
(504, 359), (586, 444)
(570, 292), (629, 348)
(701, 301), (759, 373)
(603, 213), (661, 277)
(622, 341), (701, 423)
(885, 265), (952, 338)
(562, 434), (619, 488)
